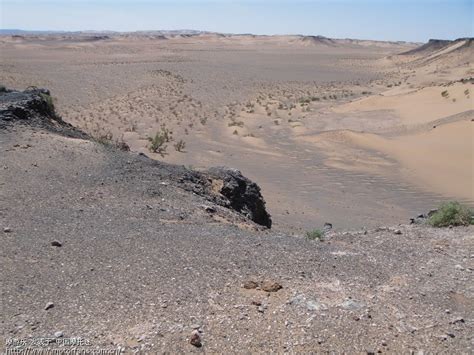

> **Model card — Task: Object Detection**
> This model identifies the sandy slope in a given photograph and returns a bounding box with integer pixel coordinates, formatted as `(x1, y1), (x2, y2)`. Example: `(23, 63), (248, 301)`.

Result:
(333, 82), (473, 126)
(307, 119), (473, 200)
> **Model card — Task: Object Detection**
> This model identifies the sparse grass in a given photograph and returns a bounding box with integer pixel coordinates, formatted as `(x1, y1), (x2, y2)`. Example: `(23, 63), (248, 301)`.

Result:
(173, 139), (186, 152)
(228, 120), (244, 128)
(429, 201), (473, 227)
(306, 229), (323, 241)
(299, 97), (311, 104)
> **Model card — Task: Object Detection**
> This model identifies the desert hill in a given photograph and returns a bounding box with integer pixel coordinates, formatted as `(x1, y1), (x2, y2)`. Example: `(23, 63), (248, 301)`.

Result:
(396, 37), (473, 70)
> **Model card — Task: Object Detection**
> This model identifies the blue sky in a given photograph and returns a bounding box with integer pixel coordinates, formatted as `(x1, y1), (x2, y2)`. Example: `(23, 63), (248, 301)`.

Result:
(1, 0), (472, 42)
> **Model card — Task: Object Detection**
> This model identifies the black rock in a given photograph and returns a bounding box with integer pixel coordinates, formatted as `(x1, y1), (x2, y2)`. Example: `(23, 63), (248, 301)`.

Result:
(200, 167), (272, 228)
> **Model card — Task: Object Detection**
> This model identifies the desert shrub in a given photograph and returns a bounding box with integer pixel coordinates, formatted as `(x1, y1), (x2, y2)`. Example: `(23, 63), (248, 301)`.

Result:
(441, 90), (449, 98)
(299, 97), (311, 104)
(232, 129), (239, 135)
(0, 85), (7, 93)
(306, 229), (323, 241)
(200, 117), (207, 125)
(228, 120), (244, 128)
(148, 131), (167, 156)
(173, 139), (186, 152)
(94, 131), (114, 146)
(159, 124), (173, 142)
(39, 92), (55, 112)
(429, 201), (473, 227)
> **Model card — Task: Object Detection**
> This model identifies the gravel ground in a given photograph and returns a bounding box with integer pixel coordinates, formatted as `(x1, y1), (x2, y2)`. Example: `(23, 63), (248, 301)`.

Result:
(0, 91), (473, 353)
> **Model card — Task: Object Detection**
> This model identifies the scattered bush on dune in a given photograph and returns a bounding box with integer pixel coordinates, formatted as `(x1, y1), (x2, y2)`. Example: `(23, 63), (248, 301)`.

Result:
(429, 201), (473, 227)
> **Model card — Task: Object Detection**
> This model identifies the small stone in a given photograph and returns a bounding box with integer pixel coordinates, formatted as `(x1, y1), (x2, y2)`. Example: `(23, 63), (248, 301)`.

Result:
(257, 306), (265, 313)
(394, 229), (402, 235)
(190, 324), (201, 330)
(243, 280), (259, 289)
(340, 299), (364, 311)
(51, 240), (62, 247)
(261, 280), (282, 292)
(450, 317), (464, 324)
(54, 331), (64, 338)
(251, 300), (262, 306)
(454, 265), (464, 271)
(202, 205), (216, 213)
(3, 227), (12, 233)
(306, 300), (327, 311)
(44, 302), (54, 310)
(381, 340), (387, 346)
(189, 330), (202, 347)
(137, 335), (146, 342)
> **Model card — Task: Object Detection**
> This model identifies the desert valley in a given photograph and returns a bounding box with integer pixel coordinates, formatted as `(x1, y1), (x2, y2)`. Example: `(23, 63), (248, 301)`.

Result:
(1, 30), (473, 353)
(1, 32), (472, 230)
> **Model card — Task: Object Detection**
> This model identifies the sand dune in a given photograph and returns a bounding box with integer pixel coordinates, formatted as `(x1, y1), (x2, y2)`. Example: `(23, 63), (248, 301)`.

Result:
(334, 82), (473, 127)
(304, 118), (473, 201)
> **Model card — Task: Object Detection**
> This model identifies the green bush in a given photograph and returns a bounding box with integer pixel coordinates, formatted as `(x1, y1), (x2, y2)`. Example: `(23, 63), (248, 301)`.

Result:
(306, 229), (323, 241)
(429, 201), (473, 227)
(148, 132), (167, 156)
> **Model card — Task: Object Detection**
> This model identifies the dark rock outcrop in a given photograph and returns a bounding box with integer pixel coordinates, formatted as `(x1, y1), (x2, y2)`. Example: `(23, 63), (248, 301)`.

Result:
(0, 87), (86, 139)
(201, 167), (272, 228)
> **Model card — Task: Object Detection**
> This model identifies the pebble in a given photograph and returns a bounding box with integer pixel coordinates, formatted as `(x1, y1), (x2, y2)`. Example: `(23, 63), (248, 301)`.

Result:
(242, 280), (258, 289)
(261, 280), (283, 292)
(340, 299), (364, 311)
(189, 330), (202, 347)
(51, 240), (62, 247)
(44, 302), (55, 310)
(3, 227), (12, 233)
(54, 331), (64, 338)
(394, 229), (402, 235)
(450, 317), (464, 324)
